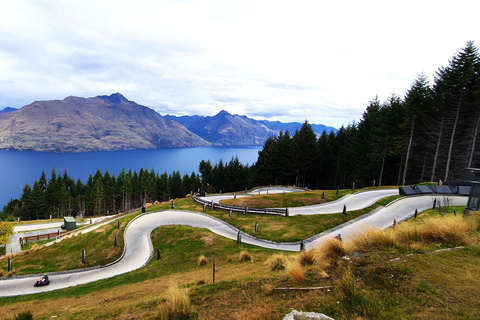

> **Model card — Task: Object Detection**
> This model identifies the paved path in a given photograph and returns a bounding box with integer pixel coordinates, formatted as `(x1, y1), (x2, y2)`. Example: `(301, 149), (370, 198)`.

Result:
(0, 189), (468, 297)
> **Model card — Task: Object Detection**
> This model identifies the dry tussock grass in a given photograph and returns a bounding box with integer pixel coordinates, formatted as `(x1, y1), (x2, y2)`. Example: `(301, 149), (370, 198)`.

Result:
(350, 227), (396, 250)
(311, 238), (346, 268)
(200, 236), (213, 245)
(156, 283), (192, 320)
(285, 259), (304, 283)
(198, 255), (207, 266)
(264, 254), (286, 271)
(31, 243), (40, 252)
(0, 270), (4, 277)
(297, 250), (315, 266)
(416, 215), (476, 245)
(239, 251), (252, 262)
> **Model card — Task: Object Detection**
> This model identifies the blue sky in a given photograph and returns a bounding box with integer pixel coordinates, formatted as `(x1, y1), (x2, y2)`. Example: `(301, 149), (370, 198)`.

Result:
(0, 0), (478, 128)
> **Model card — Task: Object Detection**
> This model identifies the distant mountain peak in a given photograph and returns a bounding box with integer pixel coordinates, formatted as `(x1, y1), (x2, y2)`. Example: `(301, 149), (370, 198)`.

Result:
(97, 93), (128, 104)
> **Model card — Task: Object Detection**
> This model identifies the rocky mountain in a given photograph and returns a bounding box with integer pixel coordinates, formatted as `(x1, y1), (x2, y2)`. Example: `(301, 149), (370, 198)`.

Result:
(0, 93), (210, 152)
(166, 110), (277, 146)
(165, 111), (337, 145)
(0, 107), (17, 114)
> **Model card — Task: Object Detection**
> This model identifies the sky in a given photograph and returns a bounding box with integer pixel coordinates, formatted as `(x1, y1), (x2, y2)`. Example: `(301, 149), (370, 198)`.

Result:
(0, 0), (478, 129)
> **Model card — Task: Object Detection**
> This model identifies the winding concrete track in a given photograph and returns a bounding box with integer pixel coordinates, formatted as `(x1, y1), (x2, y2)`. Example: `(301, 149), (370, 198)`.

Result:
(0, 189), (467, 297)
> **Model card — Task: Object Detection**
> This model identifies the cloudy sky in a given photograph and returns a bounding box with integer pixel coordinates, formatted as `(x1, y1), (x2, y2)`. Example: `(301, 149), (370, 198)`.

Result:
(0, 0), (478, 128)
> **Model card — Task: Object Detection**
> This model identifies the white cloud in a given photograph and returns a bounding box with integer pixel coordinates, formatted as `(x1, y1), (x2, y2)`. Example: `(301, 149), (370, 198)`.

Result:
(0, 0), (479, 128)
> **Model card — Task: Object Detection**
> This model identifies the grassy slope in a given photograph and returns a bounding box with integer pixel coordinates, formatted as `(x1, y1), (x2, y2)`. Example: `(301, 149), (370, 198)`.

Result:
(0, 190), (479, 319)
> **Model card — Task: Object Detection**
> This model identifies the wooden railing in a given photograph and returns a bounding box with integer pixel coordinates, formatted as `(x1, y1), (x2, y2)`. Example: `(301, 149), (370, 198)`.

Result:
(19, 231), (69, 244)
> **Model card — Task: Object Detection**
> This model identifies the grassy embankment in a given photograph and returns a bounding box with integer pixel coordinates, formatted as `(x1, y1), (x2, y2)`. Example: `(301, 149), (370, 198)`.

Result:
(1, 188), (479, 319)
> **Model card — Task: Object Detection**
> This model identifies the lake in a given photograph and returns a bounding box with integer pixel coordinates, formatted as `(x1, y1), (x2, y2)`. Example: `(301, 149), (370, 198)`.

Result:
(0, 146), (262, 209)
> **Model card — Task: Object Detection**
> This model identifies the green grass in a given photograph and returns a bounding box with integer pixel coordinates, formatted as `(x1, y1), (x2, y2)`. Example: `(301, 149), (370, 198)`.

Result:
(0, 211), (479, 320)
(201, 195), (401, 242)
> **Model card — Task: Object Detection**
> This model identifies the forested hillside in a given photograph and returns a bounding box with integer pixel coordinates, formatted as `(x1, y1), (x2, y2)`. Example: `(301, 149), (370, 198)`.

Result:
(251, 41), (480, 189)
(1, 41), (478, 221)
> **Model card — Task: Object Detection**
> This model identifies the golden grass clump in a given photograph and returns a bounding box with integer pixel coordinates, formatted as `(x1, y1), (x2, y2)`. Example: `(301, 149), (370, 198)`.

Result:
(311, 238), (346, 268)
(0, 270), (4, 277)
(198, 255), (207, 266)
(264, 254), (286, 271)
(157, 283), (193, 320)
(416, 215), (476, 245)
(31, 243), (40, 252)
(351, 228), (396, 251)
(239, 251), (252, 262)
(297, 250), (315, 266)
(285, 259), (304, 283)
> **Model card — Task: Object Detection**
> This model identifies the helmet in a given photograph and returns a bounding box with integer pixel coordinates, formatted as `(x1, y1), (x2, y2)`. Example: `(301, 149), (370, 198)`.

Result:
(44, 273), (47, 276)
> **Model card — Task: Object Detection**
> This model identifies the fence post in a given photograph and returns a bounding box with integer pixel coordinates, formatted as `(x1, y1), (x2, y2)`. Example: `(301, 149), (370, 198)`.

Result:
(237, 231), (242, 244)
(212, 252), (215, 283)
(336, 186), (339, 195)
(343, 204), (346, 215)
(203, 203), (206, 212)
(433, 199), (437, 209)
(245, 206), (248, 215)
(8, 257), (12, 272)
(114, 235), (117, 247)
(229, 210), (232, 219)
(117, 220), (120, 229)
(255, 221), (259, 233)
(414, 209), (418, 219)
(157, 248), (161, 260)
(82, 249), (85, 264)
(322, 192), (325, 199)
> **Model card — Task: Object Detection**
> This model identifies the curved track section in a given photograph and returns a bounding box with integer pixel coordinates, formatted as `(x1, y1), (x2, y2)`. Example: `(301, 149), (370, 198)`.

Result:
(0, 191), (467, 297)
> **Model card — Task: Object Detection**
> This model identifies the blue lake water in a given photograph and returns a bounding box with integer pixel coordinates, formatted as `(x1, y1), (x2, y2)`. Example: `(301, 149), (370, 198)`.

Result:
(0, 146), (262, 209)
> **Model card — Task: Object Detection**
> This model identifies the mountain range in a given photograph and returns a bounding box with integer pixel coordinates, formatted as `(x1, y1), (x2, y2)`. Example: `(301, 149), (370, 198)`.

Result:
(0, 93), (336, 152)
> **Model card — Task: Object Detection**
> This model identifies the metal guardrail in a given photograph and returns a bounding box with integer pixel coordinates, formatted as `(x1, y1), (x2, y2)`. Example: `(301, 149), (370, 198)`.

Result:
(192, 194), (289, 217)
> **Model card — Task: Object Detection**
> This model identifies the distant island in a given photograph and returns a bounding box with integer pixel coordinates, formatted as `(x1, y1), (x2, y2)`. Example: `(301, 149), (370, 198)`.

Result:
(0, 93), (336, 152)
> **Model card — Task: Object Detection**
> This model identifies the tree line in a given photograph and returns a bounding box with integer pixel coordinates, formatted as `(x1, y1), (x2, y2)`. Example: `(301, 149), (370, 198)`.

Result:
(1, 41), (478, 220)
(0, 156), (252, 221)
(253, 41), (480, 189)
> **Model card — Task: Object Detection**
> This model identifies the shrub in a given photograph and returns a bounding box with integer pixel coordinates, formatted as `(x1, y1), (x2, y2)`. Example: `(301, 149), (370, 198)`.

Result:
(157, 283), (193, 320)
(239, 251), (251, 262)
(0, 270), (4, 277)
(198, 255), (207, 266)
(264, 254), (286, 271)
(285, 259), (304, 283)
